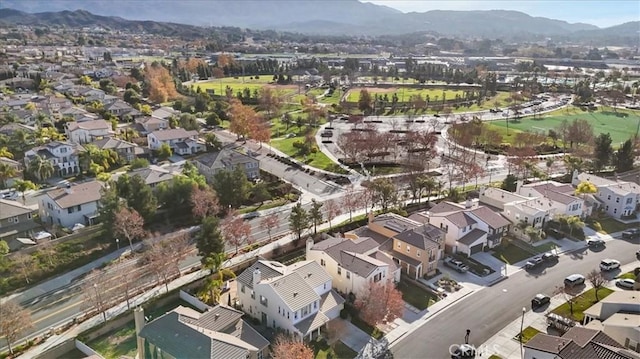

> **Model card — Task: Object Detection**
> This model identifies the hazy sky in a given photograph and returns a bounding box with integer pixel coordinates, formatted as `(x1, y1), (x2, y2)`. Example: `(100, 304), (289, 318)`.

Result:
(361, 0), (640, 28)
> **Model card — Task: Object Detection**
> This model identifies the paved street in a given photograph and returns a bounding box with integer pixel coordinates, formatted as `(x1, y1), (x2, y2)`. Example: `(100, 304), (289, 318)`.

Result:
(390, 236), (639, 359)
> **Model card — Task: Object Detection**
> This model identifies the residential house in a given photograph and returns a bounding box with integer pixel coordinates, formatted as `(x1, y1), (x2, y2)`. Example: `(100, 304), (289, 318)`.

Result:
(24, 141), (83, 177)
(367, 213), (445, 278)
(65, 119), (114, 144)
(135, 305), (270, 359)
(411, 200), (510, 256)
(0, 157), (22, 188)
(305, 235), (400, 296)
(151, 106), (180, 120)
(0, 199), (39, 249)
(193, 148), (260, 182)
(91, 137), (138, 163)
(583, 290), (640, 351)
(572, 171), (640, 219)
(60, 106), (99, 122)
(0, 123), (36, 137)
(147, 128), (205, 155)
(105, 99), (141, 119)
(479, 187), (553, 238)
(517, 180), (586, 218)
(236, 259), (344, 341)
(113, 165), (180, 189)
(39, 181), (103, 228)
(135, 116), (169, 134)
(524, 327), (638, 359)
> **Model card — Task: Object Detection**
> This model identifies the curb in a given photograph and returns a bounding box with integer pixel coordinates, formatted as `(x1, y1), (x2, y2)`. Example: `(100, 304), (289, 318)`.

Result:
(488, 275), (509, 287)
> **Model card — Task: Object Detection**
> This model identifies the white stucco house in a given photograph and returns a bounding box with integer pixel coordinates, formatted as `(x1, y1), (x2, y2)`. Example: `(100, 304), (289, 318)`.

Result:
(517, 180), (586, 218)
(305, 236), (400, 296)
(39, 180), (103, 228)
(65, 119), (114, 144)
(572, 171), (640, 219)
(147, 128), (205, 155)
(24, 141), (84, 177)
(236, 259), (344, 341)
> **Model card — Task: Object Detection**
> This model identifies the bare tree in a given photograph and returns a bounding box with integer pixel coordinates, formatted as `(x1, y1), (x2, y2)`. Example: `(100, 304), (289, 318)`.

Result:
(166, 232), (192, 275)
(113, 206), (146, 251)
(190, 186), (220, 220)
(324, 198), (342, 229)
(221, 210), (253, 254)
(271, 334), (314, 359)
(115, 266), (142, 311)
(12, 253), (35, 284)
(341, 185), (362, 222)
(0, 300), (34, 355)
(587, 269), (607, 301)
(260, 213), (280, 242)
(553, 284), (580, 318)
(142, 239), (179, 293)
(81, 269), (116, 322)
(355, 281), (404, 327)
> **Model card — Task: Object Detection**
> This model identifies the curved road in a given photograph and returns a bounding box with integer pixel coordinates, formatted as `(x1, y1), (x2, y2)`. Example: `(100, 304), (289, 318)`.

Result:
(391, 237), (640, 359)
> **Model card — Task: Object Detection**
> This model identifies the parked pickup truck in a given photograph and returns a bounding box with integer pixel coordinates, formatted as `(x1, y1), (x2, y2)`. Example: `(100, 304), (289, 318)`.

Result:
(444, 257), (469, 273)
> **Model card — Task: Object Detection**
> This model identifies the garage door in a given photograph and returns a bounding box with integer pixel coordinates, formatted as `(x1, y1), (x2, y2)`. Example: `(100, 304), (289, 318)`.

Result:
(469, 243), (484, 255)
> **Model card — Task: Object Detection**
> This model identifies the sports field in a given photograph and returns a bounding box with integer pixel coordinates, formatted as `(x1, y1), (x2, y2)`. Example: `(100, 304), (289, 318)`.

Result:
(345, 87), (466, 103)
(191, 76), (298, 96)
(487, 107), (640, 145)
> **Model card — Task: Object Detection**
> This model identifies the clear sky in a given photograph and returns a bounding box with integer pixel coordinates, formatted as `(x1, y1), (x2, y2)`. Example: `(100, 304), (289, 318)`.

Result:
(361, 0), (640, 28)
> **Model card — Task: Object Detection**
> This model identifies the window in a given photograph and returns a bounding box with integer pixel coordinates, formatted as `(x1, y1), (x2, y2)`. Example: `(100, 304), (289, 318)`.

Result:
(346, 271), (350, 279)
(241, 285), (245, 293)
(416, 250), (421, 257)
(314, 301), (317, 309)
(337, 267), (342, 275)
(614, 208), (617, 214)
(27, 213), (32, 219)
(294, 312), (298, 319)
(406, 245), (411, 253)
(320, 259), (326, 266)
(260, 295), (268, 307)
(616, 197), (620, 203)
(251, 290), (255, 299)
(607, 195), (611, 200)
(626, 198), (633, 204)
(396, 241), (401, 248)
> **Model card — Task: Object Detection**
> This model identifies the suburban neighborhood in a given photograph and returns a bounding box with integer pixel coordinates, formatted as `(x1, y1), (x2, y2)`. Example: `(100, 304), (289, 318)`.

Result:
(0, 1), (639, 359)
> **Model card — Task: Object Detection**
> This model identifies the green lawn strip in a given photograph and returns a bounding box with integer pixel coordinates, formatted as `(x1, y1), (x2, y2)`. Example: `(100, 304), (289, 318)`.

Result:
(311, 339), (357, 359)
(397, 279), (438, 311)
(514, 326), (542, 344)
(592, 217), (637, 234)
(346, 87), (466, 103)
(617, 271), (637, 280)
(270, 135), (339, 172)
(86, 324), (137, 359)
(491, 242), (533, 264)
(533, 242), (559, 253)
(551, 287), (614, 322)
(238, 199), (288, 214)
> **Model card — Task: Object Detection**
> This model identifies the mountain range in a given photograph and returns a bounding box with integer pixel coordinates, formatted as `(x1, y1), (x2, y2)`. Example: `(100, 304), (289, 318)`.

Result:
(1, 0), (638, 42)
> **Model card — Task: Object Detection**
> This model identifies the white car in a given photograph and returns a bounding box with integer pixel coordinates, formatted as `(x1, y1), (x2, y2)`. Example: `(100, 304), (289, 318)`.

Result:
(599, 259), (620, 271)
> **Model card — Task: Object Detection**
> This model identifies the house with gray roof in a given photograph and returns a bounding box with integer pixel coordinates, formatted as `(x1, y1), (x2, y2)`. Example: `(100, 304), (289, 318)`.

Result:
(24, 141), (83, 178)
(193, 147), (260, 183)
(147, 128), (205, 156)
(572, 171), (640, 220)
(524, 327), (638, 359)
(91, 137), (138, 163)
(411, 200), (510, 256)
(112, 165), (180, 189)
(39, 181), (103, 229)
(0, 199), (39, 249)
(517, 180), (586, 218)
(135, 304), (269, 359)
(236, 259), (343, 341)
(306, 235), (400, 296)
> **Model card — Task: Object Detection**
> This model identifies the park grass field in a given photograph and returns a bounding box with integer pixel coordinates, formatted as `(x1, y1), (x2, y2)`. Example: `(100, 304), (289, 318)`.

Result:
(345, 87), (466, 103)
(191, 76), (299, 97)
(488, 106), (640, 146)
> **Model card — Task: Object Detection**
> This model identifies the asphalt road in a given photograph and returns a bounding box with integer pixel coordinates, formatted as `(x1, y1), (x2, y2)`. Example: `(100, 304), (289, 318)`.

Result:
(391, 237), (640, 359)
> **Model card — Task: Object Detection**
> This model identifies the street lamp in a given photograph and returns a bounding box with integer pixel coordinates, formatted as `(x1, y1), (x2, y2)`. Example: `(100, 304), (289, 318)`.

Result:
(520, 306), (526, 359)
(115, 238), (120, 250)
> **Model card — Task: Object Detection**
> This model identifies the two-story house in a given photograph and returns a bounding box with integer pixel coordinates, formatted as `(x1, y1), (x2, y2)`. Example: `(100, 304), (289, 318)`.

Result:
(524, 327), (633, 359)
(517, 181), (586, 218)
(135, 305), (270, 359)
(135, 116), (169, 135)
(583, 291), (640, 352)
(0, 199), (39, 250)
(479, 187), (554, 237)
(305, 236), (400, 296)
(151, 106), (180, 120)
(236, 259), (344, 341)
(39, 181), (103, 228)
(193, 148), (260, 183)
(367, 213), (445, 279)
(105, 99), (141, 119)
(91, 137), (138, 163)
(65, 119), (114, 144)
(147, 128), (206, 155)
(412, 200), (510, 256)
(24, 141), (83, 177)
(113, 165), (180, 190)
(573, 171), (640, 219)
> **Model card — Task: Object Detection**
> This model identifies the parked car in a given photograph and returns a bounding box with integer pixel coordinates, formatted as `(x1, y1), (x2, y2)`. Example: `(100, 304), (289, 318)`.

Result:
(1, 191), (18, 200)
(564, 274), (585, 287)
(451, 344), (475, 359)
(616, 278), (637, 290)
(622, 228), (640, 239)
(243, 212), (260, 220)
(546, 228), (563, 239)
(636, 249), (640, 259)
(531, 294), (551, 308)
(524, 257), (544, 270)
(444, 257), (469, 273)
(587, 238), (605, 247)
(599, 259), (620, 271)
(541, 252), (559, 262)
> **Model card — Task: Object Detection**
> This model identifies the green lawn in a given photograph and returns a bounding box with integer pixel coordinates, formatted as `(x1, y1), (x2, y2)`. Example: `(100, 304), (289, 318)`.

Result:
(397, 279), (438, 310)
(87, 325), (137, 359)
(551, 287), (614, 322)
(191, 76), (297, 97)
(533, 242), (559, 253)
(591, 217), (638, 234)
(491, 242), (534, 264)
(617, 271), (637, 280)
(270, 135), (338, 172)
(346, 87), (466, 103)
(514, 326), (541, 344)
(312, 339), (357, 359)
(488, 107), (640, 146)
(488, 355), (503, 359)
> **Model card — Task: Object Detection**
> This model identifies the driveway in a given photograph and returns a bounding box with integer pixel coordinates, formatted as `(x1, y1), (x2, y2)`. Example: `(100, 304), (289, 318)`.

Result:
(328, 318), (374, 353)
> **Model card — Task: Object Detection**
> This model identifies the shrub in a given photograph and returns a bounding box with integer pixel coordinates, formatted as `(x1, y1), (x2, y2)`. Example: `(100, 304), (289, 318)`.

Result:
(591, 221), (602, 232)
(340, 308), (349, 319)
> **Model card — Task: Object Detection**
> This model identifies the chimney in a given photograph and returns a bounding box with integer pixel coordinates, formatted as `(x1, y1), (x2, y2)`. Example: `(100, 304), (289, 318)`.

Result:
(65, 184), (72, 194)
(134, 307), (146, 359)
(253, 268), (261, 286)
(516, 180), (524, 193)
(306, 238), (314, 253)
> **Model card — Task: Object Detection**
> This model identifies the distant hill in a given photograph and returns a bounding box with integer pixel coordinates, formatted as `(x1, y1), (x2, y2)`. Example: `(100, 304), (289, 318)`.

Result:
(0, 1), (633, 44)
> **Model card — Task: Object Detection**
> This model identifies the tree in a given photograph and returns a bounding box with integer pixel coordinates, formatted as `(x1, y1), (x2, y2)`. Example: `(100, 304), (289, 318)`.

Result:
(0, 162), (17, 189)
(81, 269), (115, 322)
(116, 265), (142, 311)
(260, 213), (280, 242)
(0, 301), (34, 355)
(145, 62), (178, 103)
(593, 133), (613, 172)
(113, 206), (146, 251)
(501, 174), (518, 192)
(229, 99), (259, 140)
(220, 210), (252, 254)
(342, 185), (362, 222)
(13, 253), (35, 284)
(142, 239), (179, 293)
(212, 167), (251, 208)
(258, 87), (283, 118)
(324, 198), (342, 229)
(190, 186), (220, 220)
(358, 89), (373, 114)
(197, 216), (225, 264)
(575, 181), (597, 201)
(355, 281), (404, 327)
(289, 202), (310, 242)
(204, 132), (222, 151)
(157, 143), (172, 161)
(0, 240), (8, 255)
(615, 139), (635, 172)
(200, 252), (236, 305)
(116, 174), (157, 222)
(251, 182), (271, 204)
(130, 158), (150, 169)
(0, 147), (13, 158)
(587, 269), (607, 301)
(27, 154), (55, 182)
(271, 335), (314, 359)
(553, 284), (580, 318)
(309, 199), (324, 235)
(369, 178), (398, 212)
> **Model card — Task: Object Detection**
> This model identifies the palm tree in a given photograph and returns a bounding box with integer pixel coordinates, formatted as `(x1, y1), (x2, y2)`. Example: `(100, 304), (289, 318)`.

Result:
(121, 127), (140, 142)
(12, 179), (37, 204)
(199, 253), (236, 305)
(0, 162), (18, 189)
(566, 216), (584, 238)
(28, 155), (55, 182)
(0, 146), (13, 159)
(422, 176), (438, 204)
